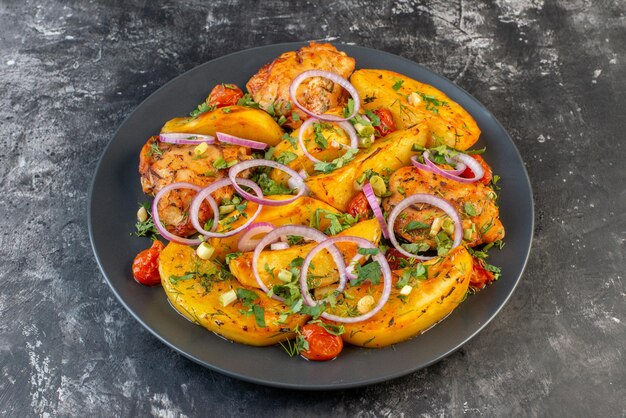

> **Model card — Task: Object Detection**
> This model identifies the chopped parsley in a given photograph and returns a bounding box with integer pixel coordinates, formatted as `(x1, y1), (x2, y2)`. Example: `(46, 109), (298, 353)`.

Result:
(275, 151), (297, 165)
(352, 261), (382, 286)
(147, 142), (164, 157)
(236, 93), (260, 108)
(358, 248), (379, 256)
(256, 173), (292, 195)
(236, 288), (266, 327)
(169, 272), (195, 285)
(392, 79), (404, 90)
(189, 102), (215, 118)
(403, 220), (429, 232)
(134, 203), (160, 240)
(314, 148), (358, 173)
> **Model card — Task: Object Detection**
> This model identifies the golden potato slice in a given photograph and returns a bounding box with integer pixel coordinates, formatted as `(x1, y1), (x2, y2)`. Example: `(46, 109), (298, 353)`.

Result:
(159, 242), (307, 346)
(161, 105), (283, 146)
(229, 218), (382, 290)
(333, 246), (472, 347)
(304, 124), (429, 212)
(350, 69), (480, 150)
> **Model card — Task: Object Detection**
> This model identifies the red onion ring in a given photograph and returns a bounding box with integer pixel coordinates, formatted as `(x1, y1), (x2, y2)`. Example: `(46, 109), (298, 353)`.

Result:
(289, 70), (361, 122)
(216, 132), (268, 150)
(189, 178), (264, 238)
(159, 133), (215, 145)
(237, 222), (276, 252)
(300, 236), (392, 323)
(412, 151), (483, 183)
(363, 183), (390, 239)
(297, 117), (359, 164)
(228, 159), (307, 207)
(386, 194), (463, 260)
(152, 182), (203, 245)
(252, 225), (342, 301)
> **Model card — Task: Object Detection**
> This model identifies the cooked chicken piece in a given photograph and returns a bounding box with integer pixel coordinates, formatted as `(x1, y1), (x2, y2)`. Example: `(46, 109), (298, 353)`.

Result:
(246, 42), (356, 129)
(383, 166), (505, 249)
(139, 136), (250, 237)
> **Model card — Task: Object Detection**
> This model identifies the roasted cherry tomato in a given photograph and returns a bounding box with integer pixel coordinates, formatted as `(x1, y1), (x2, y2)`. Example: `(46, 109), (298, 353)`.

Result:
(384, 247), (414, 270)
(299, 323), (343, 361)
(372, 108), (396, 137)
(132, 240), (165, 286)
(469, 256), (495, 290)
(207, 84), (244, 108)
(346, 191), (371, 218)
(461, 155), (493, 185)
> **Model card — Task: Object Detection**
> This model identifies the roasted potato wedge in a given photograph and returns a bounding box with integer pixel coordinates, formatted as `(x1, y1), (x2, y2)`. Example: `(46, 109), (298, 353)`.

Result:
(161, 105), (283, 146)
(159, 242), (307, 346)
(305, 124), (429, 212)
(333, 246), (472, 347)
(229, 219), (382, 290)
(350, 69), (480, 150)
(209, 195), (340, 260)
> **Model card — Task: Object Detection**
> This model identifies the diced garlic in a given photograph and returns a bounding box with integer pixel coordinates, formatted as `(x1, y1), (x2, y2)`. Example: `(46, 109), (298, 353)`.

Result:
(136, 206), (148, 223)
(400, 285), (413, 296)
(357, 295), (375, 314)
(408, 92), (421, 106)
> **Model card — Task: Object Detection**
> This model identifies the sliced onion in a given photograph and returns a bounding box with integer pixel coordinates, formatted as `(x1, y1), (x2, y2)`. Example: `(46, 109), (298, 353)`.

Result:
(270, 242), (290, 251)
(152, 182), (203, 245)
(228, 159), (307, 206)
(289, 70), (361, 122)
(386, 194), (463, 260)
(363, 183), (389, 239)
(159, 133), (215, 145)
(300, 236), (392, 323)
(412, 151), (483, 183)
(237, 222), (275, 252)
(216, 132), (268, 150)
(297, 117), (359, 164)
(252, 226), (341, 300)
(189, 178), (264, 238)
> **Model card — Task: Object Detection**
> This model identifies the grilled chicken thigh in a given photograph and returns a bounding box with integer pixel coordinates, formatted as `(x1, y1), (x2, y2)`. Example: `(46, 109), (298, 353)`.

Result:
(246, 42), (356, 129)
(139, 136), (250, 237)
(383, 166), (505, 249)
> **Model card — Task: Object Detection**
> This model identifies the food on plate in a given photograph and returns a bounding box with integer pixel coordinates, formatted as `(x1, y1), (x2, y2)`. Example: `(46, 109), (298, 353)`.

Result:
(350, 69), (481, 150)
(159, 242), (308, 346)
(132, 42), (505, 361)
(161, 105), (284, 146)
(247, 42), (356, 129)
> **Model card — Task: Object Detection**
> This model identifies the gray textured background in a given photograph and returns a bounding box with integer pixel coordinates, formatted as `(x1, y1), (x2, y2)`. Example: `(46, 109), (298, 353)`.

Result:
(1, 0), (625, 416)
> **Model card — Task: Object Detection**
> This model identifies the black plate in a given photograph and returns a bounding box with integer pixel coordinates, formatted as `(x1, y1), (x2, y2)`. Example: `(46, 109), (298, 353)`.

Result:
(88, 42), (533, 389)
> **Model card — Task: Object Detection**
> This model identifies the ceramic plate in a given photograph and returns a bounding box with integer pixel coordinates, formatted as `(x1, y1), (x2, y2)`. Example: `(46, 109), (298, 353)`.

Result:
(89, 42), (533, 389)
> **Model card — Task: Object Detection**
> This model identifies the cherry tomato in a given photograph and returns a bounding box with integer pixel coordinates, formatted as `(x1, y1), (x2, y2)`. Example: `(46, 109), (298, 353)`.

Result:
(346, 191), (371, 218)
(384, 247), (413, 270)
(469, 256), (495, 290)
(207, 84), (244, 108)
(461, 155), (493, 185)
(132, 240), (165, 286)
(299, 323), (343, 361)
(372, 108), (396, 137)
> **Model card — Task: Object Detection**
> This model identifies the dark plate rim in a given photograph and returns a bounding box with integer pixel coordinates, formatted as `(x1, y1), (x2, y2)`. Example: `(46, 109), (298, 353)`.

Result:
(88, 41), (534, 390)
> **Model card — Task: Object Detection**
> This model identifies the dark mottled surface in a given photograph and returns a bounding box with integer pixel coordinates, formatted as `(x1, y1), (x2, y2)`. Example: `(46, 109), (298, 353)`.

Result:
(1, 0), (625, 416)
